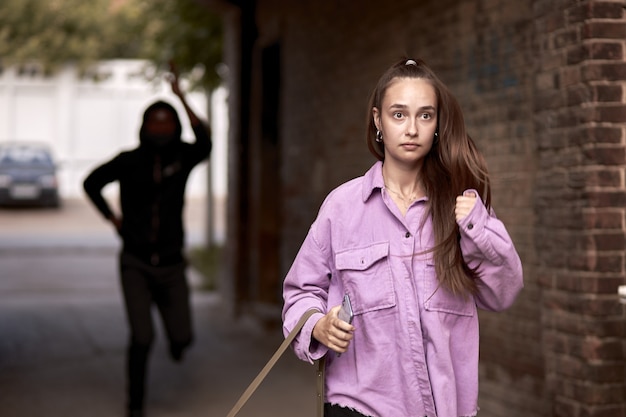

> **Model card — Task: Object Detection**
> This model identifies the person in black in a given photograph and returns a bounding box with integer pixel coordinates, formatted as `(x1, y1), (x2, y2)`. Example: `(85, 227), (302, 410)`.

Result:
(83, 67), (211, 417)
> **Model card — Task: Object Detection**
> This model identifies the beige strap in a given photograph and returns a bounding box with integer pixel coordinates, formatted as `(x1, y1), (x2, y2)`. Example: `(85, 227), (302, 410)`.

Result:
(226, 309), (325, 417)
(316, 355), (326, 416)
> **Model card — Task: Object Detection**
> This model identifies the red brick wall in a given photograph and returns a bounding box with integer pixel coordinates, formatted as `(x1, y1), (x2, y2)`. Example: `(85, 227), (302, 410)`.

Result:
(232, 0), (626, 414)
(533, 1), (626, 416)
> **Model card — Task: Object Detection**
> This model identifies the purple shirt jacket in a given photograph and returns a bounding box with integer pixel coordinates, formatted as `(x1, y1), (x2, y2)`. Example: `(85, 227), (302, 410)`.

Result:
(282, 161), (524, 417)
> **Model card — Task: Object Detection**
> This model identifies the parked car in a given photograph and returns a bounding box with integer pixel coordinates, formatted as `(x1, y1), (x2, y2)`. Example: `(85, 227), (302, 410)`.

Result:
(0, 142), (60, 207)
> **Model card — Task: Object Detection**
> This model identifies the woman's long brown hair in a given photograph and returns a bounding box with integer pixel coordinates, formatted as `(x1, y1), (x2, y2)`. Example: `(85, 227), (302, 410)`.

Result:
(366, 58), (491, 296)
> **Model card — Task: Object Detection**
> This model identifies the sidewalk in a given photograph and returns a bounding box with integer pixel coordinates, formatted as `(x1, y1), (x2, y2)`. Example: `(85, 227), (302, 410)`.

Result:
(0, 199), (317, 417)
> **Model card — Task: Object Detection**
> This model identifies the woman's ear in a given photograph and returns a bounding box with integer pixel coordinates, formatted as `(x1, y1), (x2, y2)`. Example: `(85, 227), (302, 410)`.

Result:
(372, 107), (381, 131)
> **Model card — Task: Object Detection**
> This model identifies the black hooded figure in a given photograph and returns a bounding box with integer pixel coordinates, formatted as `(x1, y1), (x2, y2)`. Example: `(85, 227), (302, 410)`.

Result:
(83, 70), (211, 417)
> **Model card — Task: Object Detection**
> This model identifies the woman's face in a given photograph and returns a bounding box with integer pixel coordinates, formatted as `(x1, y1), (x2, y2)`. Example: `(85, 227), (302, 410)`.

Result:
(372, 77), (438, 168)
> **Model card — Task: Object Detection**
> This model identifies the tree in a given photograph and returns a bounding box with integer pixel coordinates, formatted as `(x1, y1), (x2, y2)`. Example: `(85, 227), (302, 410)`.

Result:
(138, 0), (223, 90)
(0, 0), (223, 89)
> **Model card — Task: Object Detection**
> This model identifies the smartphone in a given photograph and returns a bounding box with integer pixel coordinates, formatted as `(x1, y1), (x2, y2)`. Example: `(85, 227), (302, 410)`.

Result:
(336, 294), (353, 357)
(337, 293), (354, 324)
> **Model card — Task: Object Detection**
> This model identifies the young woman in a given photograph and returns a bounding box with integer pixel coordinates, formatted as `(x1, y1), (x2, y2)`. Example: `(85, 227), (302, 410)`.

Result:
(282, 58), (523, 417)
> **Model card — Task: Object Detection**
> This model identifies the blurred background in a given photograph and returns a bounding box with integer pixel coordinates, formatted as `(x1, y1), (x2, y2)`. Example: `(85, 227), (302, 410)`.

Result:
(0, 0), (228, 246)
(0, 1), (625, 417)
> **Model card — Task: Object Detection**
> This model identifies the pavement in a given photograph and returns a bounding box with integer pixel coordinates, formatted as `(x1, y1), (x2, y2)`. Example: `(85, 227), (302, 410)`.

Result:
(0, 198), (317, 417)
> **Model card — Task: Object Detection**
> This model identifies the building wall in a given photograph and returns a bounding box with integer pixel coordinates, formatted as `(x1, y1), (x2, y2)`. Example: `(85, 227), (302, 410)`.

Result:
(230, 0), (626, 415)
(533, 1), (626, 416)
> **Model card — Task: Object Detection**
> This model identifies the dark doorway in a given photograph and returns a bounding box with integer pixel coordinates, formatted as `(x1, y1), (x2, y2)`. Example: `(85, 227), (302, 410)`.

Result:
(255, 42), (282, 307)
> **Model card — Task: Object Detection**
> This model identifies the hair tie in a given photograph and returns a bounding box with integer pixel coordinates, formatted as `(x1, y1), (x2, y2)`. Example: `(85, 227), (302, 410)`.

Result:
(405, 59), (417, 66)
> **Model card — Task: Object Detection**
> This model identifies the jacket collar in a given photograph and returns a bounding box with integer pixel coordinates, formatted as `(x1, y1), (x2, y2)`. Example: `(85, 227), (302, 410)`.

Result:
(362, 161), (385, 203)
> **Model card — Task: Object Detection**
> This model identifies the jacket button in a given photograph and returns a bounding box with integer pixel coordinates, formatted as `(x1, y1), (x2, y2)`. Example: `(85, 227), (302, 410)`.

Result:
(405, 232), (411, 238)
(467, 223), (474, 230)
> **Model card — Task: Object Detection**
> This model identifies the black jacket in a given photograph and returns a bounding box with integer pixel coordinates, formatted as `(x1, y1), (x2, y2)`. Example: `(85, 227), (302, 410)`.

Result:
(84, 123), (211, 266)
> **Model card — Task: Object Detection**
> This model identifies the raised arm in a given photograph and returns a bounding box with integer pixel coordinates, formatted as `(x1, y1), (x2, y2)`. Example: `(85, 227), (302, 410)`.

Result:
(169, 62), (203, 128)
(456, 191), (524, 311)
(168, 62), (211, 160)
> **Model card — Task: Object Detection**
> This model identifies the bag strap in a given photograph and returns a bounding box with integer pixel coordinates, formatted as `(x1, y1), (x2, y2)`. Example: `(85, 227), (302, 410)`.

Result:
(226, 309), (325, 417)
(316, 355), (326, 416)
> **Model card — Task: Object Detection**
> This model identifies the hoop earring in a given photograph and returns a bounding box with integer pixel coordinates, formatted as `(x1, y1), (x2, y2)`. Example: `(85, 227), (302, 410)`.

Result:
(376, 130), (383, 143)
(434, 132), (439, 142)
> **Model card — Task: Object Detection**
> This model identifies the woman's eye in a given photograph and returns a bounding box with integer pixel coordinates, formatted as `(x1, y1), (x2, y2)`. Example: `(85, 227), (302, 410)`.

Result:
(420, 113), (432, 120)
(393, 112), (403, 119)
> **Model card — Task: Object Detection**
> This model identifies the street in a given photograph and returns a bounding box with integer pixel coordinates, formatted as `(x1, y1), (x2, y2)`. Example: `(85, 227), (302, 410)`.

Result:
(0, 198), (316, 417)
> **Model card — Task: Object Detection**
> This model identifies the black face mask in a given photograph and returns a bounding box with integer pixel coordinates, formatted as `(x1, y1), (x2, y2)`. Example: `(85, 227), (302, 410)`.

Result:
(140, 131), (178, 148)
(139, 102), (182, 150)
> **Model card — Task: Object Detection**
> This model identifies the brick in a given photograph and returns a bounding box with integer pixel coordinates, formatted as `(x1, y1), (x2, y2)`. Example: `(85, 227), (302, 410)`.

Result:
(538, 52), (566, 73)
(588, 126), (623, 144)
(582, 146), (626, 166)
(595, 85), (623, 103)
(567, 253), (624, 274)
(561, 66), (582, 87)
(534, 88), (564, 110)
(595, 105), (626, 123)
(536, 131), (568, 150)
(593, 231), (626, 250)
(584, 191), (626, 209)
(581, 337), (624, 361)
(545, 212), (585, 230)
(545, 290), (625, 316)
(589, 2), (626, 19)
(583, 405), (626, 417)
(555, 110), (583, 128)
(569, 2), (626, 22)
(589, 42), (623, 60)
(568, 40), (625, 65)
(567, 44), (587, 65)
(554, 28), (581, 49)
(534, 10), (566, 33)
(549, 311), (626, 337)
(593, 255), (625, 274)
(553, 396), (579, 417)
(567, 168), (622, 188)
(544, 330), (625, 360)
(554, 356), (626, 384)
(568, 126), (624, 145)
(582, 210), (623, 229)
(582, 62), (626, 82)
(595, 169), (621, 187)
(562, 379), (626, 405)
(566, 84), (591, 105)
(583, 22), (626, 40)
(537, 271), (556, 288)
(553, 401), (626, 417)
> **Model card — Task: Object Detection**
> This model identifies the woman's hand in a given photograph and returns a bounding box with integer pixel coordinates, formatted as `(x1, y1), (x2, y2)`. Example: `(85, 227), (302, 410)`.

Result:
(455, 191), (477, 222)
(312, 305), (355, 354)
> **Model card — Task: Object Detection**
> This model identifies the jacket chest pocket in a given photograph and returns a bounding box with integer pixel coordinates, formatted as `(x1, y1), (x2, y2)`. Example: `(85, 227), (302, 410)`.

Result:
(423, 261), (475, 317)
(335, 242), (396, 315)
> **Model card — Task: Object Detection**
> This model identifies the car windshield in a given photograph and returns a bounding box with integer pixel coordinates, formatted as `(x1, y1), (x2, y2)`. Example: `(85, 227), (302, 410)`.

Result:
(0, 145), (53, 166)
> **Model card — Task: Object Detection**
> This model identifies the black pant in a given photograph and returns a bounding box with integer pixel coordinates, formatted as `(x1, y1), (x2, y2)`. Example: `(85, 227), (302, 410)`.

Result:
(324, 404), (434, 417)
(119, 252), (193, 411)
(325, 403), (371, 417)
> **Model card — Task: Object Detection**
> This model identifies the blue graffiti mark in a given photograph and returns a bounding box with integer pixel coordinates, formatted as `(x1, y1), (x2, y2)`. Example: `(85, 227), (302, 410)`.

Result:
(463, 31), (520, 94)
